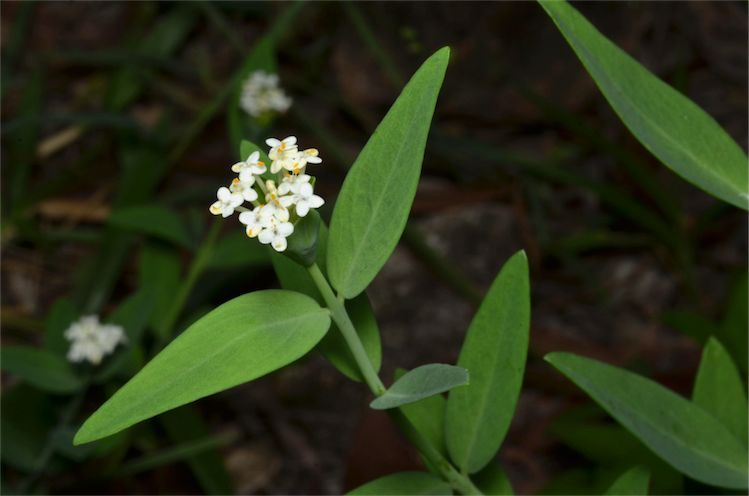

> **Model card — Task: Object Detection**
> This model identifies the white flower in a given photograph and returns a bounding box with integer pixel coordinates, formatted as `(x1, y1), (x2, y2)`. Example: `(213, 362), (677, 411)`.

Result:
(278, 173), (311, 195)
(240, 71), (292, 117)
(279, 181), (324, 217)
(262, 180), (290, 222)
(258, 216), (294, 252)
(238, 205), (270, 238)
(230, 177), (259, 203)
(64, 315), (127, 365)
(299, 148), (322, 167)
(231, 151), (267, 178)
(266, 136), (300, 174)
(209, 186), (243, 218)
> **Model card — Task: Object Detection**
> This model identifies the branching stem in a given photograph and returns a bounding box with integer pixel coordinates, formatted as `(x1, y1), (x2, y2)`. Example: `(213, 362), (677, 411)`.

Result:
(306, 263), (482, 495)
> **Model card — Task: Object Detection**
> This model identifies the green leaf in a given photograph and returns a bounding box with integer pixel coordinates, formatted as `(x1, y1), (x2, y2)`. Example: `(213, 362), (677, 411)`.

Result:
(539, 0), (748, 209)
(284, 209), (321, 267)
(74, 290), (331, 444)
(395, 368), (447, 457)
(138, 242), (181, 339)
(95, 288), (157, 383)
(109, 205), (191, 248)
(445, 251), (530, 473)
(227, 40), (277, 151)
(692, 337), (748, 442)
(327, 47), (450, 299)
(1, 386), (55, 472)
(1, 346), (82, 394)
(720, 272), (748, 373)
(270, 222), (382, 382)
(45, 298), (77, 356)
(370, 364), (468, 410)
(161, 406), (233, 495)
(545, 352), (749, 489)
(604, 467), (650, 495)
(474, 459), (514, 496)
(348, 472), (452, 496)
(207, 230), (269, 269)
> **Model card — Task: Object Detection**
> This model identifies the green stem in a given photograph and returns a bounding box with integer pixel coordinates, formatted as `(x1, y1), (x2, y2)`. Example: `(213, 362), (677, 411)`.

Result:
(307, 263), (385, 395)
(159, 219), (222, 341)
(306, 263), (482, 495)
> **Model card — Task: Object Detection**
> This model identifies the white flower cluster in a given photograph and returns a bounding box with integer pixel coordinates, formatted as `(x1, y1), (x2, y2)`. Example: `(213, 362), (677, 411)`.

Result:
(65, 315), (127, 365)
(209, 136), (324, 253)
(240, 70), (292, 117)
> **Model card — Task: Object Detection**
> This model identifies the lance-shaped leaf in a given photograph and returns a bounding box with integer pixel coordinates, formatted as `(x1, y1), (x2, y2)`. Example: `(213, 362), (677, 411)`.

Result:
(446, 250), (530, 473)
(474, 459), (515, 496)
(327, 47), (450, 299)
(692, 337), (748, 442)
(74, 290), (330, 444)
(370, 364), (468, 410)
(395, 368), (447, 457)
(605, 467), (650, 496)
(109, 205), (191, 248)
(1, 346), (82, 394)
(546, 352), (749, 489)
(539, 0), (748, 210)
(348, 472), (451, 496)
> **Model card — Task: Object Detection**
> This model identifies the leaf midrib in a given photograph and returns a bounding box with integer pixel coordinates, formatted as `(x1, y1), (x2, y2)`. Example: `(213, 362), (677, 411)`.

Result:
(551, 5), (747, 203)
(82, 309), (323, 439)
(339, 76), (437, 294)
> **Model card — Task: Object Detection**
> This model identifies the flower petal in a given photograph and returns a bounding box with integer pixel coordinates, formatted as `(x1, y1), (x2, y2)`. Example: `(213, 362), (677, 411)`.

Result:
(266, 138), (281, 147)
(258, 229), (274, 244)
(271, 236), (288, 252)
(296, 201), (310, 217)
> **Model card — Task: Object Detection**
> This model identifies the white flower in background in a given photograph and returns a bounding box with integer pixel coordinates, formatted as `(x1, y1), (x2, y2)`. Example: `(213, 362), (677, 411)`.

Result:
(230, 177), (259, 203)
(240, 70), (292, 118)
(280, 182), (324, 217)
(258, 216), (294, 252)
(239, 205), (270, 238)
(211, 136), (325, 252)
(231, 151), (266, 178)
(65, 315), (127, 365)
(209, 186), (243, 218)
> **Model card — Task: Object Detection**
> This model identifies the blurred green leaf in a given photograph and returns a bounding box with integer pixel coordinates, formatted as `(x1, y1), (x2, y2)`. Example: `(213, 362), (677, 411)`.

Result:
(1, 386), (55, 472)
(207, 230), (269, 269)
(540, 0), (748, 209)
(75, 290), (330, 444)
(227, 39), (277, 150)
(604, 467), (650, 495)
(348, 472), (452, 495)
(395, 368), (447, 459)
(161, 406), (233, 495)
(327, 47), (450, 299)
(720, 272), (748, 373)
(661, 310), (718, 344)
(1, 346), (82, 394)
(138, 242), (181, 339)
(271, 222), (382, 382)
(95, 289), (157, 382)
(109, 205), (191, 248)
(692, 337), (748, 442)
(446, 251), (530, 474)
(550, 418), (682, 493)
(371, 364), (468, 410)
(6, 69), (42, 215)
(545, 352), (748, 489)
(284, 210), (321, 267)
(45, 298), (77, 357)
(474, 459), (514, 496)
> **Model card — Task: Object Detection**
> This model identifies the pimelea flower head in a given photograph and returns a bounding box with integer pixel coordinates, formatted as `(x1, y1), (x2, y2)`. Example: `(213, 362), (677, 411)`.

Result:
(65, 315), (127, 365)
(239, 70), (292, 118)
(209, 186), (243, 218)
(210, 136), (325, 253)
(231, 150), (266, 179)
